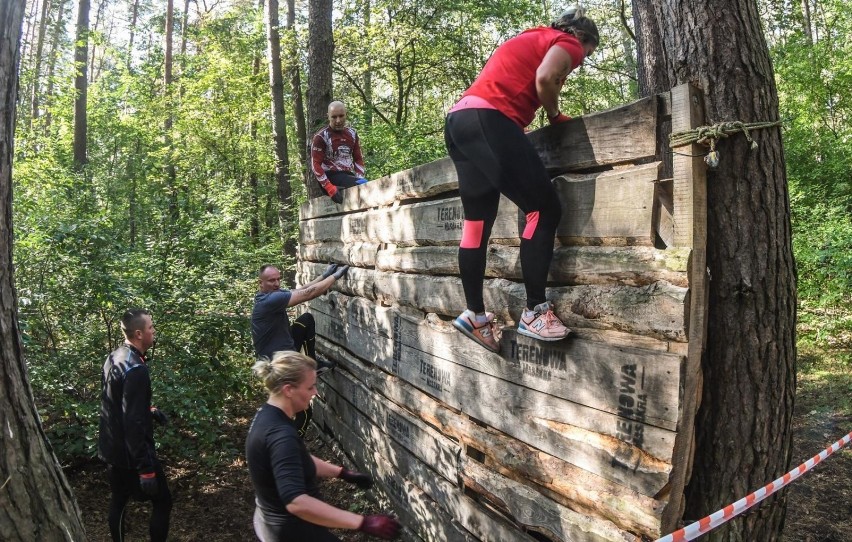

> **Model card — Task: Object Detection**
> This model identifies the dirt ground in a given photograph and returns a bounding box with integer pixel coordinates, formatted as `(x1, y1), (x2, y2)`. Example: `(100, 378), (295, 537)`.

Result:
(66, 401), (852, 542)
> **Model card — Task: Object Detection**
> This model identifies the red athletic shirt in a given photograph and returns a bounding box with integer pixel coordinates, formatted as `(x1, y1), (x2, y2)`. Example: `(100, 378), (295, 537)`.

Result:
(459, 27), (585, 128)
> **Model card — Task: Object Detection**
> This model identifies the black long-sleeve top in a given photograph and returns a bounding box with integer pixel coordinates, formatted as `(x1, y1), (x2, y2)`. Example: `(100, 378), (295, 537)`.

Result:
(246, 403), (320, 525)
(97, 344), (157, 473)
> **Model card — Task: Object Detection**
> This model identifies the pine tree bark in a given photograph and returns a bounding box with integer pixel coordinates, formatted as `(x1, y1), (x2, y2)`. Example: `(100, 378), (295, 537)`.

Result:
(44, 0), (66, 129)
(306, 0), (332, 198)
(1, 1), (88, 539)
(164, 0), (178, 221)
(266, 0), (297, 273)
(632, 2), (797, 540)
(249, 0), (264, 242)
(362, 0), (372, 127)
(285, 0), (308, 188)
(29, 0), (51, 126)
(127, 0), (139, 64)
(72, 0), (89, 168)
(800, 0), (813, 44)
(88, 0), (105, 82)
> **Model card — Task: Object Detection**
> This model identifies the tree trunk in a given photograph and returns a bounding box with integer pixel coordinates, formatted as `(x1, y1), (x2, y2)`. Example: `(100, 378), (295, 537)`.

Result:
(22, 0), (39, 67)
(164, 0), (178, 221)
(127, 0), (139, 64)
(800, 0), (813, 44)
(306, 0), (332, 198)
(88, 0), (105, 82)
(93, 8), (113, 81)
(632, 2), (797, 540)
(29, 0), (51, 126)
(616, 0), (637, 99)
(362, 0), (372, 127)
(249, 0), (264, 242)
(178, 0), (189, 99)
(72, 0), (89, 168)
(44, 0), (66, 129)
(129, 138), (139, 246)
(266, 0), (297, 273)
(285, 0), (308, 188)
(1, 1), (88, 539)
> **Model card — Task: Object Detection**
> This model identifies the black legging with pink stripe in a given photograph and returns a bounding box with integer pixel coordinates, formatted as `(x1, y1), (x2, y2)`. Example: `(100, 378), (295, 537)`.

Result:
(444, 108), (562, 313)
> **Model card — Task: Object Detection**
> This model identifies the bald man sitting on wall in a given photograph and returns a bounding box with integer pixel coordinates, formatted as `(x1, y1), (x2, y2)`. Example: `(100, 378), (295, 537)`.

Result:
(310, 101), (369, 204)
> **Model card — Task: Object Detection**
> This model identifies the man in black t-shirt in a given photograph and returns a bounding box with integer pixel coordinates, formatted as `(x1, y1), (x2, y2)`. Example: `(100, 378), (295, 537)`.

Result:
(250, 263), (348, 434)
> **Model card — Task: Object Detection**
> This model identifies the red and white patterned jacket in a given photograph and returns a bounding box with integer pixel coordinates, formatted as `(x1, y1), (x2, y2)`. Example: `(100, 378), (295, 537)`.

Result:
(310, 126), (365, 184)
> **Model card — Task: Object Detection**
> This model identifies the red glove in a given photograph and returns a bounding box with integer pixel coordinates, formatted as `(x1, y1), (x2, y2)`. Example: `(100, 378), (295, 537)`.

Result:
(321, 180), (343, 203)
(359, 515), (401, 539)
(548, 111), (572, 125)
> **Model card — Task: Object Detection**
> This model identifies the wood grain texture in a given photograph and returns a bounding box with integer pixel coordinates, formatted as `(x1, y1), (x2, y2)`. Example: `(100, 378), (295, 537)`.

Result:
(311, 400), (472, 542)
(320, 366), (462, 485)
(314, 393), (539, 542)
(527, 97), (658, 174)
(299, 97), (660, 221)
(307, 297), (677, 495)
(297, 85), (707, 541)
(660, 83), (708, 531)
(299, 163), (662, 247)
(300, 262), (688, 342)
(319, 345), (670, 538)
(461, 458), (639, 542)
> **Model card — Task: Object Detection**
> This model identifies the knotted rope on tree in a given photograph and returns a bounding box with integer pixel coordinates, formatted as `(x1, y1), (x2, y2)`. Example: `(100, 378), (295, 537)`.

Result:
(669, 120), (782, 168)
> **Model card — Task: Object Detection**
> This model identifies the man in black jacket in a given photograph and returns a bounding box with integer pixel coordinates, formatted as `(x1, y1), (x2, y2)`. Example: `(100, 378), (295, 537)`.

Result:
(98, 308), (171, 542)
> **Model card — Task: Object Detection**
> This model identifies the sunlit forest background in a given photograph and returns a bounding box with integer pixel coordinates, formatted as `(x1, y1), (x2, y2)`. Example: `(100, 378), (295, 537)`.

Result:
(12, 0), (851, 464)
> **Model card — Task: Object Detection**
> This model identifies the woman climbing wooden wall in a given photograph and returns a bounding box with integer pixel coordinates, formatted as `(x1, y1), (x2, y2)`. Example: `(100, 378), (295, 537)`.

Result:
(297, 83), (707, 542)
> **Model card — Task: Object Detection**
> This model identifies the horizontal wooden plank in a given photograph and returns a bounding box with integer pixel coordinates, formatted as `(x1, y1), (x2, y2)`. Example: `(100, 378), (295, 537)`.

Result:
(370, 245), (689, 288)
(311, 399), (474, 542)
(310, 292), (684, 430)
(299, 163), (663, 247)
(309, 299), (679, 453)
(299, 195), (516, 247)
(314, 329), (673, 495)
(300, 95), (663, 221)
(553, 161), (659, 242)
(527, 96), (659, 175)
(316, 393), (537, 542)
(299, 262), (688, 342)
(299, 241), (379, 268)
(320, 367), (462, 485)
(300, 157), (460, 221)
(315, 341), (670, 535)
(461, 458), (639, 542)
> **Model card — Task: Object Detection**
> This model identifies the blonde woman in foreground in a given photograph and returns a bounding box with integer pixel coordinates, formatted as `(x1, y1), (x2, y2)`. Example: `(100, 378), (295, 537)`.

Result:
(245, 350), (401, 541)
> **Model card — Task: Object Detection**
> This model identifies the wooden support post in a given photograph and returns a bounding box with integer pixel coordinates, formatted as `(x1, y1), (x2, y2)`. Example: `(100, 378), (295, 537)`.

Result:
(663, 83), (708, 530)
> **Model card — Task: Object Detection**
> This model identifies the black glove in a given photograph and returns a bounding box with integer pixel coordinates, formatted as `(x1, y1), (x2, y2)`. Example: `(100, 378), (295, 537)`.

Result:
(139, 473), (158, 497)
(321, 263), (338, 279)
(331, 189), (344, 204)
(150, 407), (168, 427)
(339, 468), (373, 489)
(359, 515), (401, 539)
(332, 265), (350, 280)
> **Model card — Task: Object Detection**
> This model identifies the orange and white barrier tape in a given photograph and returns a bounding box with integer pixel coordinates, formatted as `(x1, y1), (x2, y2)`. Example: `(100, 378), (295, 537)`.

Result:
(656, 430), (852, 542)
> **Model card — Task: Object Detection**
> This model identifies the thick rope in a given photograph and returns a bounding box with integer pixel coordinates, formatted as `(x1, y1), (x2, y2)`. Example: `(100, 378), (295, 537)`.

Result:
(670, 121), (782, 150)
(669, 120), (782, 168)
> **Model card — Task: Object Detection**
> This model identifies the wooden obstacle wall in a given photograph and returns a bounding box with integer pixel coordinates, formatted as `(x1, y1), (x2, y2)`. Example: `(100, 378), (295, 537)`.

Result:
(297, 83), (707, 542)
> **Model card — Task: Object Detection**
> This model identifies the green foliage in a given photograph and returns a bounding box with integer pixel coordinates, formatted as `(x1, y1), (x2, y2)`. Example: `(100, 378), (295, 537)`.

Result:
(14, 1), (284, 464)
(768, 0), (852, 385)
(14, 0), (852, 468)
(772, 1), (852, 316)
